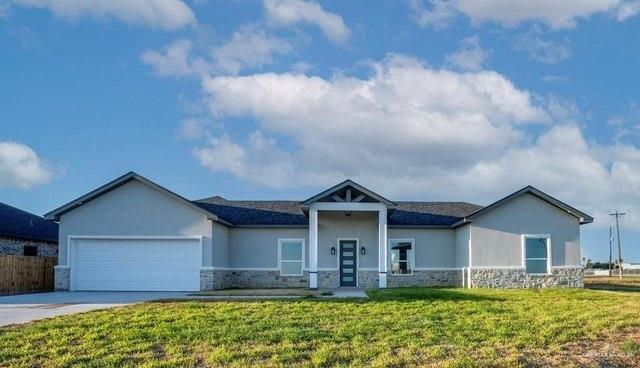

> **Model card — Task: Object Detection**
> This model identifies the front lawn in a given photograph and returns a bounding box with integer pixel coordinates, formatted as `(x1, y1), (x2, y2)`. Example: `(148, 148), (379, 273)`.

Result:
(2, 288), (640, 367)
(188, 288), (332, 297)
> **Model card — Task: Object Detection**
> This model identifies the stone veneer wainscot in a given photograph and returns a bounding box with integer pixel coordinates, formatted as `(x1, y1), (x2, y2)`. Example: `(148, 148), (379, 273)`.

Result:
(387, 270), (463, 288)
(0, 236), (57, 257)
(470, 267), (584, 288)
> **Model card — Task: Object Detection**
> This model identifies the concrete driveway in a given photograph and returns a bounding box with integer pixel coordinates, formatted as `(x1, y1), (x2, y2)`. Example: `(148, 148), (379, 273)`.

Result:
(0, 291), (189, 326)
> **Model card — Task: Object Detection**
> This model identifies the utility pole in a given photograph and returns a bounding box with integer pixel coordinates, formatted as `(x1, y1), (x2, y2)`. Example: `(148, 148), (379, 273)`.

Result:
(609, 226), (613, 277)
(610, 211), (626, 279)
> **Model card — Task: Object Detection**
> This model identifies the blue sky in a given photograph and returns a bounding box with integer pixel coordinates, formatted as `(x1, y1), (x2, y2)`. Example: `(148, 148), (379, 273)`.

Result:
(1, 0), (639, 263)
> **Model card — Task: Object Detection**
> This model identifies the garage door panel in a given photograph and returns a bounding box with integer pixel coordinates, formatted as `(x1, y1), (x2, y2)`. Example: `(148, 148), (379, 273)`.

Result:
(73, 238), (201, 291)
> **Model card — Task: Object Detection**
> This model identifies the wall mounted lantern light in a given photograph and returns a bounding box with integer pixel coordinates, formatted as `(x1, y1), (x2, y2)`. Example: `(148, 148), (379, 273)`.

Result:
(360, 246), (366, 255)
(330, 246), (336, 255)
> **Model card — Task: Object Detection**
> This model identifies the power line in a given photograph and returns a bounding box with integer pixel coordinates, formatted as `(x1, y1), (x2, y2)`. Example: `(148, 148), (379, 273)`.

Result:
(610, 211), (626, 279)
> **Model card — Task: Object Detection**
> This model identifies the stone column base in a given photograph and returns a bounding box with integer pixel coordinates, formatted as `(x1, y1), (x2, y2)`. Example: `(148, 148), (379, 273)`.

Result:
(358, 270), (379, 288)
(200, 268), (214, 291)
(54, 266), (70, 291)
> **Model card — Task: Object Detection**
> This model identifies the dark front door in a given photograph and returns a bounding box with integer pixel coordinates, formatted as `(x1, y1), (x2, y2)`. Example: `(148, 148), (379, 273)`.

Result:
(339, 240), (357, 287)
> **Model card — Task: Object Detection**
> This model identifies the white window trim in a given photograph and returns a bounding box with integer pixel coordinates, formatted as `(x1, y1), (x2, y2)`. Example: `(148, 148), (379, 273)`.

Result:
(388, 238), (415, 276)
(278, 238), (305, 276)
(521, 234), (552, 275)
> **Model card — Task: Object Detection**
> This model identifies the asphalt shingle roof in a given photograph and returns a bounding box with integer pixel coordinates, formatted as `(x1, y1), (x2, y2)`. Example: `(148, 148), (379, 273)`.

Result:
(0, 202), (59, 243)
(193, 196), (482, 227)
(194, 196), (307, 225)
(391, 202), (484, 226)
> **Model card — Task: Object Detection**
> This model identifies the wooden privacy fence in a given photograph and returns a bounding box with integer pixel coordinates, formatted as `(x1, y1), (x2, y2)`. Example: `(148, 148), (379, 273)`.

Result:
(0, 255), (57, 295)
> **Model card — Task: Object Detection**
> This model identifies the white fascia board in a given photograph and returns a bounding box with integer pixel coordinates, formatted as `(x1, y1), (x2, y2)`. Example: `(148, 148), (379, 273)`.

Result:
(311, 202), (387, 211)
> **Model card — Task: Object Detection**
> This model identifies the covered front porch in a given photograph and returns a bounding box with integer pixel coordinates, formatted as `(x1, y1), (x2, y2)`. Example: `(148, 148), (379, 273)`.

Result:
(301, 180), (395, 290)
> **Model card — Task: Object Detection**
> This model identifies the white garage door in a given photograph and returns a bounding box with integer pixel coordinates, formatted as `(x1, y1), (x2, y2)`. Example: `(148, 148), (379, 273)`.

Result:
(72, 237), (201, 291)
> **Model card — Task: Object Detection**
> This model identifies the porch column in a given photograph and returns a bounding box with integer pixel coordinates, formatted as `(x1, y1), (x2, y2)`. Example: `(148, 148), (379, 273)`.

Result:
(378, 207), (388, 288)
(309, 207), (318, 289)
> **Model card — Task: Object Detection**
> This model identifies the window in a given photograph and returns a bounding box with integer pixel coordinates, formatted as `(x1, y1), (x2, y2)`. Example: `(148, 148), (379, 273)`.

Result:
(524, 235), (550, 274)
(279, 239), (304, 276)
(390, 239), (414, 275)
(23, 245), (38, 257)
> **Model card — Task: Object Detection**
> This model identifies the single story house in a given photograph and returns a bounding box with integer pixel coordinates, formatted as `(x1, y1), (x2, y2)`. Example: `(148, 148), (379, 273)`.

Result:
(45, 172), (592, 291)
(0, 201), (58, 257)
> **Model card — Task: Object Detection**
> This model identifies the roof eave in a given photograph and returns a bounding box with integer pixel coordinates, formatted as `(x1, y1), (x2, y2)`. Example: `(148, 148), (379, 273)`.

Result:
(210, 217), (234, 227)
(300, 179), (397, 207)
(453, 186), (594, 226)
(0, 233), (58, 243)
(579, 217), (594, 225)
(451, 218), (470, 228)
(44, 172), (226, 223)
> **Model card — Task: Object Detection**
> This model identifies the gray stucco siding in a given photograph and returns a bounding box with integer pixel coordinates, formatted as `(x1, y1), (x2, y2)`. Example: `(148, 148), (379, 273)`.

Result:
(227, 228), (309, 269)
(470, 193), (581, 267)
(388, 228), (456, 269)
(454, 225), (470, 268)
(212, 222), (229, 268)
(318, 211), (378, 269)
(57, 180), (213, 266)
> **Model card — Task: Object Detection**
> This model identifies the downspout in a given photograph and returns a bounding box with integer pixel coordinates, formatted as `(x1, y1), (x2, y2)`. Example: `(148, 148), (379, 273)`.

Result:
(467, 226), (472, 289)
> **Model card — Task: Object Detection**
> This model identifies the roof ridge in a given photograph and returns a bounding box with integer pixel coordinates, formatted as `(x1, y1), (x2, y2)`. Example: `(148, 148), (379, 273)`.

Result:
(195, 197), (301, 203)
(0, 201), (53, 222)
(197, 198), (483, 205)
(395, 201), (484, 207)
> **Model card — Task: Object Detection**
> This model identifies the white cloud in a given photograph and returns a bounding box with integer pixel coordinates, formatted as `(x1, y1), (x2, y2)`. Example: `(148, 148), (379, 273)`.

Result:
(0, 2), (11, 19)
(213, 25), (292, 75)
(9, 0), (196, 30)
(141, 27), (291, 77)
(411, 0), (636, 29)
(141, 39), (210, 77)
(185, 54), (640, 230)
(197, 54), (546, 181)
(192, 131), (322, 188)
(456, 0), (620, 29)
(513, 27), (572, 64)
(617, 0), (640, 20)
(410, 0), (458, 29)
(290, 61), (314, 74)
(0, 141), (52, 189)
(179, 118), (214, 140)
(202, 55), (547, 175)
(445, 35), (488, 71)
(608, 102), (640, 143)
(264, 0), (350, 43)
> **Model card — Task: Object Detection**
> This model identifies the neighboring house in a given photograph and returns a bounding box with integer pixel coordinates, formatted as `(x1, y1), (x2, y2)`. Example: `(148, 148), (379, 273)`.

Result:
(0, 202), (58, 257)
(45, 172), (592, 292)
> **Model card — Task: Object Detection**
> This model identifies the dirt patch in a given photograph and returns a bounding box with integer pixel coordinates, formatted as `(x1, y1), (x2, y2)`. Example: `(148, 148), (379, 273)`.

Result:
(523, 328), (640, 367)
(152, 344), (166, 360)
(585, 277), (640, 292)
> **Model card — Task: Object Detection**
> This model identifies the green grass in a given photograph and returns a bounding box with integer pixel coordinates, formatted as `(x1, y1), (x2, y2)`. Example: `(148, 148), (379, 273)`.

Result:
(621, 340), (640, 357)
(188, 288), (332, 297)
(2, 288), (640, 367)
